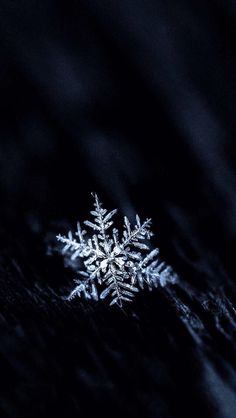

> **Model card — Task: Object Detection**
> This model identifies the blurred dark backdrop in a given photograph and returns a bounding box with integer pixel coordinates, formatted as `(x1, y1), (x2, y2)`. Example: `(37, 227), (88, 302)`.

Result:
(0, 1), (236, 417)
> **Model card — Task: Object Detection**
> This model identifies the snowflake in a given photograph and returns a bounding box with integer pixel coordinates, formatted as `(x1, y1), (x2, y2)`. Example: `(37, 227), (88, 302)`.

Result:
(57, 193), (177, 307)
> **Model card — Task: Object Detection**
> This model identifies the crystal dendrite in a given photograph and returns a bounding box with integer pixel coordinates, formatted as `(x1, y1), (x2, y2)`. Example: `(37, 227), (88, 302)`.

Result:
(57, 194), (176, 307)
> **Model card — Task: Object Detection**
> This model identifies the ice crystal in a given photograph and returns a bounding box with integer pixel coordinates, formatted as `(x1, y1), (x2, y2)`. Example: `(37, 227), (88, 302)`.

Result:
(57, 194), (177, 307)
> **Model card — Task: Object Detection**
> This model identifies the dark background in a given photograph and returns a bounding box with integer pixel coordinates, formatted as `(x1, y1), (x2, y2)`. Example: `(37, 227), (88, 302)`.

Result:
(1, 1), (236, 417)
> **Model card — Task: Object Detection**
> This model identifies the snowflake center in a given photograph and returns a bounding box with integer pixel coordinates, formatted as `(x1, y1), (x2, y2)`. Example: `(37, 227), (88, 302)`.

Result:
(99, 247), (125, 271)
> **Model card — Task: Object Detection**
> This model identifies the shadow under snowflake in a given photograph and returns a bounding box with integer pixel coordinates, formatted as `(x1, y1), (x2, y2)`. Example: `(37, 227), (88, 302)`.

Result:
(57, 193), (177, 307)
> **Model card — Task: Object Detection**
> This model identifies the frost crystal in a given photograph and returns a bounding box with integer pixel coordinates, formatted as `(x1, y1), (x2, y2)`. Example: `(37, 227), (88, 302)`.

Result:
(57, 194), (177, 307)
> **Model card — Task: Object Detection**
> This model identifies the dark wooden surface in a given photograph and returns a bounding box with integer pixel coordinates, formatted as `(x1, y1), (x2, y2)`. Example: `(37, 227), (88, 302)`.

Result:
(0, 211), (236, 418)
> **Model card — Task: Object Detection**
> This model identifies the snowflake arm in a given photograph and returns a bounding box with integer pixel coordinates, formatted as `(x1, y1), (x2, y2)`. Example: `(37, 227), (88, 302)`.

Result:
(56, 222), (88, 259)
(84, 193), (117, 239)
(121, 215), (152, 250)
